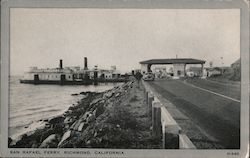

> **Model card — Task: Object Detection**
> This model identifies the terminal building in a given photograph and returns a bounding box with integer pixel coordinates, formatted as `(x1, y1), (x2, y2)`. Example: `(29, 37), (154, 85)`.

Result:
(140, 58), (206, 79)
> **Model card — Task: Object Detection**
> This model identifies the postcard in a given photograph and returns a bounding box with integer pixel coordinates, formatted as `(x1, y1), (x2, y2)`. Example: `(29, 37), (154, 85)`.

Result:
(1, 0), (249, 157)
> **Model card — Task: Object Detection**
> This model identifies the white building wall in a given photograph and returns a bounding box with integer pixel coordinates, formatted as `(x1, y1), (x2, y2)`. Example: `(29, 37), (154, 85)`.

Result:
(23, 72), (75, 81)
(141, 64), (148, 74)
(38, 73), (61, 81)
(105, 73), (112, 79)
(65, 74), (73, 81)
(173, 64), (185, 77)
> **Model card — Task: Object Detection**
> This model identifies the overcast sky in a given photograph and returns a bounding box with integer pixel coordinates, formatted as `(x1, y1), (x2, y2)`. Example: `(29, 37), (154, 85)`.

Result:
(10, 9), (240, 75)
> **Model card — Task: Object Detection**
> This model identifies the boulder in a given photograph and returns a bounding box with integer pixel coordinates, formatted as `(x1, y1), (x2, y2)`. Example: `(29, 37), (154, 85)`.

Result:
(86, 140), (91, 145)
(95, 104), (105, 117)
(73, 121), (82, 131)
(31, 143), (39, 148)
(77, 123), (85, 132)
(39, 134), (59, 148)
(115, 92), (121, 97)
(103, 91), (114, 99)
(65, 124), (70, 129)
(8, 137), (12, 146)
(86, 113), (95, 123)
(53, 124), (64, 135)
(80, 91), (91, 95)
(70, 121), (77, 130)
(90, 98), (103, 106)
(58, 130), (71, 147)
(64, 117), (74, 124)
(45, 123), (51, 128)
(49, 116), (65, 125)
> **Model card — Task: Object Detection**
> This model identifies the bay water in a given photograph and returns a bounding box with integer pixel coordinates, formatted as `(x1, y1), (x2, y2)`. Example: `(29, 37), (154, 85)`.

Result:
(9, 76), (120, 139)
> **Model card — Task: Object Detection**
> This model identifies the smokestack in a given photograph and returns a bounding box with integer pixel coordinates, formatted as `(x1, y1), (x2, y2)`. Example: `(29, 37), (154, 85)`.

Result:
(59, 59), (63, 69)
(84, 57), (88, 70)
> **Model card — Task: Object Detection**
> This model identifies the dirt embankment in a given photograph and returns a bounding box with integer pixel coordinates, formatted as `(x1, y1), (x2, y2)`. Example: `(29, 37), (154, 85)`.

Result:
(10, 80), (161, 149)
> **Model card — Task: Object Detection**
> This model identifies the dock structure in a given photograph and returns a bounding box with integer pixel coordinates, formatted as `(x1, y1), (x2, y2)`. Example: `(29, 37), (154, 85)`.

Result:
(140, 58), (206, 79)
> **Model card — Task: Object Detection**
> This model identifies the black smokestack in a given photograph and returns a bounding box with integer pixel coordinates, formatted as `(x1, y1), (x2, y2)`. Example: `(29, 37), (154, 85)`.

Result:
(84, 57), (88, 70)
(59, 59), (63, 69)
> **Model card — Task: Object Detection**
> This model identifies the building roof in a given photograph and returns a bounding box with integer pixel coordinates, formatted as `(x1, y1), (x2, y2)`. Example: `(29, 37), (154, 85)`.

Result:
(231, 58), (240, 67)
(140, 58), (206, 65)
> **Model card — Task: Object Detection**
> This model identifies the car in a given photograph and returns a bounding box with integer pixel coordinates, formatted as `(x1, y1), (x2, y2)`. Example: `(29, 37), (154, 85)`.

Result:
(142, 72), (155, 81)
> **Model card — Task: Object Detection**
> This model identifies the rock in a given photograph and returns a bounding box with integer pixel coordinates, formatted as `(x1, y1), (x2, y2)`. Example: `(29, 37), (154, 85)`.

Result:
(80, 91), (90, 95)
(49, 116), (65, 125)
(71, 93), (79, 96)
(64, 117), (74, 124)
(45, 123), (50, 128)
(67, 110), (73, 114)
(115, 92), (120, 97)
(90, 98), (103, 106)
(99, 100), (105, 105)
(64, 124), (69, 129)
(70, 121), (77, 130)
(77, 123), (85, 132)
(53, 124), (64, 134)
(95, 104), (105, 117)
(98, 138), (102, 143)
(8, 137), (12, 146)
(86, 113), (95, 123)
(39, 134), (59, 148)
(73, 121), (81, 131)
(86, 140), (91, 145)
(103, 91), (113, 99)
(58, 131), (71, 147)
(31, 143), (39, 148)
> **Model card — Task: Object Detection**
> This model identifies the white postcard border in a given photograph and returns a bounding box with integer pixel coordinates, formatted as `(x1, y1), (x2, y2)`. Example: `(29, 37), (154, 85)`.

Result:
(1, 0), (249, 157)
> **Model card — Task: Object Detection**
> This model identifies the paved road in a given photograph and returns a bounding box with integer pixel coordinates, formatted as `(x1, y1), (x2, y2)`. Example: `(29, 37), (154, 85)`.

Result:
(148, 79), (240, 149)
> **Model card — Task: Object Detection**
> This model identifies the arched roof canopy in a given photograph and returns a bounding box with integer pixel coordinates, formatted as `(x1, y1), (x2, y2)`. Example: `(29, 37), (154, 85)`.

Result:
(140, 58), (206, 65)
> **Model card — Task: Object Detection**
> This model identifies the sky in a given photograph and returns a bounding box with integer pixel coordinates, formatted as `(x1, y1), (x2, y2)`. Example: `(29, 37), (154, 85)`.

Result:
(10, 9), (240, 75)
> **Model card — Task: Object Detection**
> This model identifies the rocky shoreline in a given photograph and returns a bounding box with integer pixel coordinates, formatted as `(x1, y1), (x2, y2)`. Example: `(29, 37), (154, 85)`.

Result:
(9, 80), (161, 148)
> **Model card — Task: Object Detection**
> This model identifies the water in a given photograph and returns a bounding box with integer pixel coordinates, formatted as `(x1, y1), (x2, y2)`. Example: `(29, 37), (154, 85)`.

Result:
(9, 76), (120, 139)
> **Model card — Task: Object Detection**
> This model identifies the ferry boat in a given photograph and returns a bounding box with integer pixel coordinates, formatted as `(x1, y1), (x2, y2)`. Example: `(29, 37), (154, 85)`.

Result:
(20, 58), (128, 85)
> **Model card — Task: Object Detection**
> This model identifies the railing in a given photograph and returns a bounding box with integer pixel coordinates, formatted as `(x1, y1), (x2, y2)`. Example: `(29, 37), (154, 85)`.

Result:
(142, 80), (196, 149)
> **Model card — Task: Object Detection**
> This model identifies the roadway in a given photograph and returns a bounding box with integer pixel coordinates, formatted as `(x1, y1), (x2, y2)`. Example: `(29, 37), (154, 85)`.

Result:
(148, 78), (240, 149)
